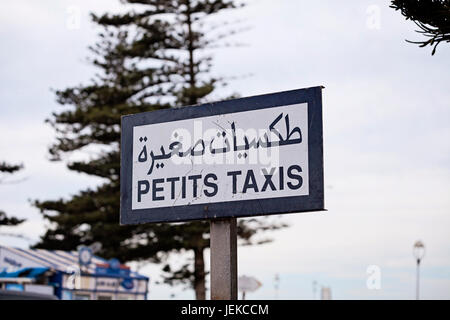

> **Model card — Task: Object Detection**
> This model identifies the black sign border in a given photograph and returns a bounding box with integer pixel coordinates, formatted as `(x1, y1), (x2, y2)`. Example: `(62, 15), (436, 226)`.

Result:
(121, 86), (324, 225)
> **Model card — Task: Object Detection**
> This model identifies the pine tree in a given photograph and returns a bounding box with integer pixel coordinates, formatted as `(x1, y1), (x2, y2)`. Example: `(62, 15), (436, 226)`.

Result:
(391, 0), (450, 55)
(0, 162), (25, 226)
(34, 0), (287, 299)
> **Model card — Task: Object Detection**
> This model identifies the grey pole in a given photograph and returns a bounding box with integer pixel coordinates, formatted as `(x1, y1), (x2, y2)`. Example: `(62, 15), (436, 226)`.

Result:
(413, 240), (425, 300)
(416, 259), (421, 300)
(210, 218), (237, 300)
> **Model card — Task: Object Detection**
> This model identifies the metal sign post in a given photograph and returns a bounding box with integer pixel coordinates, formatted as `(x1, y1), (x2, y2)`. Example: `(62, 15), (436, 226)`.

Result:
(210, 218), (237, 300)
(120, 87), (325, 300)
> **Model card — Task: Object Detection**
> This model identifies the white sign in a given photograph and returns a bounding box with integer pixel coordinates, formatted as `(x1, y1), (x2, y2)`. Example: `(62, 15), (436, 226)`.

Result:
(132, 103), (308, 209)
(238, 275), (262, 292)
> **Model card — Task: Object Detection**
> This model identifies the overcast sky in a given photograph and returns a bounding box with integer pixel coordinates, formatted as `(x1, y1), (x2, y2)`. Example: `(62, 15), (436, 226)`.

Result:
(0, 0), (449, 299)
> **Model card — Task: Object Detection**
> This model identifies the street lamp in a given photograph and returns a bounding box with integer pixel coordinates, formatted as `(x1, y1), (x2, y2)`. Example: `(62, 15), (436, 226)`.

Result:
(413, 240), (425, 300)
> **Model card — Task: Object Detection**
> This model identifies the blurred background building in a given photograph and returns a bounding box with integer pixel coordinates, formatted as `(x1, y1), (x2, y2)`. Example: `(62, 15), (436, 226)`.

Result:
(0, 246), (149, 300)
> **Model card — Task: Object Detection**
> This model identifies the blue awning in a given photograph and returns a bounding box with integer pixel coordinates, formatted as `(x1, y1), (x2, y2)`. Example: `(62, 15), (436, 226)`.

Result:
(0, 267), (49, 278)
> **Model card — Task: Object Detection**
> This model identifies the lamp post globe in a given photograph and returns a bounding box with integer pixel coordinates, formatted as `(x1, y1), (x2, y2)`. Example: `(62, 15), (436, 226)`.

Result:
(413, 241), (425, 262)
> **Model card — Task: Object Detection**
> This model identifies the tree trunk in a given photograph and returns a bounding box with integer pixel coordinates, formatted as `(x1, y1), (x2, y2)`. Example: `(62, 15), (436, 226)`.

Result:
(185, 0), (197, 105)
(193, 246), (206, 300)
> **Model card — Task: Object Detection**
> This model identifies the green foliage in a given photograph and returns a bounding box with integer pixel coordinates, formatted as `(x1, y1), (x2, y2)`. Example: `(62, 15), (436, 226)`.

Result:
(391, 0), (450, 55)
(0, 162), (23, 174)
(34, 0), (287, 299)
(0, 161), (25, 226)
(0, 211), (25, 227)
